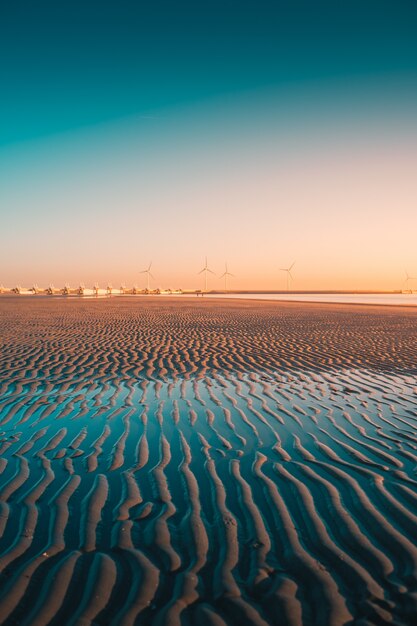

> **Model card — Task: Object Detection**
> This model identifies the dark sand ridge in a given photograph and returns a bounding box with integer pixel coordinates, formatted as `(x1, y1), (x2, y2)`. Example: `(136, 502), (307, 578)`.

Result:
(0, 298), (417, 625)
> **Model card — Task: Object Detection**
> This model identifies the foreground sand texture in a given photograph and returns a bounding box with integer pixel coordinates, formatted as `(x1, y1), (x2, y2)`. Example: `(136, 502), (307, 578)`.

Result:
(0, 297), (417, 626)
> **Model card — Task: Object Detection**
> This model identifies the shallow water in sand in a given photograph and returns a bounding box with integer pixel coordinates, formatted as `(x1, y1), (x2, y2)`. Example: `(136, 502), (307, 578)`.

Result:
(208, 293), (417, 306)
(1, 299), (417, 625)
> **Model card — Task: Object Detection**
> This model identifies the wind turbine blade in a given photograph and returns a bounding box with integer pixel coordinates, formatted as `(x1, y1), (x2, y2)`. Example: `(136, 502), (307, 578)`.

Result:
(198, 268), (205, 274)
(289, 262), (295, 271)
(149, 273), (155, 280)
(207, 269), (215, 274)
(219, 273), (226, 279)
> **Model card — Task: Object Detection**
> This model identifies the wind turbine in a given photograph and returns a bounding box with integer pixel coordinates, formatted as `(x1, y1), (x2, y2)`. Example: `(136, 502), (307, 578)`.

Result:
(403, 271), (416, 292)
(219, 262), (235, 292)
(198, 257), (215, 292)
(280, 262), (295, 291)
(140, 262), (154, 291)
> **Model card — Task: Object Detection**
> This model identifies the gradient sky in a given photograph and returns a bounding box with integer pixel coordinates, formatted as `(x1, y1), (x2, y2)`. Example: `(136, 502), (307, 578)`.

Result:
(1, 0), (417, 290)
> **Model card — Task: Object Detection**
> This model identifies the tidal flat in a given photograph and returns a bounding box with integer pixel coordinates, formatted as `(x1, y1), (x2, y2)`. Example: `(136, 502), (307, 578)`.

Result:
(0, 297), (417, 626)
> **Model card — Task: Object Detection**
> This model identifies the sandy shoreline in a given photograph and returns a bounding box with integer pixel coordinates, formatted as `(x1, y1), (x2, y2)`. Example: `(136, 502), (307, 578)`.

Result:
(2, 292), (417, 309)
(0, 299), (417, 625)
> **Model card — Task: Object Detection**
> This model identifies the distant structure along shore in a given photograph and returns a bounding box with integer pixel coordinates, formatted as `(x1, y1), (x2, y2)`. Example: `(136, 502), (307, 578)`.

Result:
(0, 285), (185, 297)
(1, 285), (416, 297)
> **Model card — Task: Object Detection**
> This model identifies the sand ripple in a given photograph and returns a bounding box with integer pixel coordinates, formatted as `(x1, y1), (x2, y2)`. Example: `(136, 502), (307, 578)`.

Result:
(0, 298), (417, 625)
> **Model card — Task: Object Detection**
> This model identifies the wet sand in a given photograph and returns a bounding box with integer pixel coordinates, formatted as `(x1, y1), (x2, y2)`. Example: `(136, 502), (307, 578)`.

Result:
(0, 297), (417, 625)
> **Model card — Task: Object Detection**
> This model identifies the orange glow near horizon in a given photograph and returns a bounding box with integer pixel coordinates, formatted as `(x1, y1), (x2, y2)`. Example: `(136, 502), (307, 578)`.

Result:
(1, 90), (416, 292)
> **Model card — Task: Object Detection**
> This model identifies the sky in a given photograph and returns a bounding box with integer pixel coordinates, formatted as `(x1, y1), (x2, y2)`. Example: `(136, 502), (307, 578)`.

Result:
(1, 0), (417, 291)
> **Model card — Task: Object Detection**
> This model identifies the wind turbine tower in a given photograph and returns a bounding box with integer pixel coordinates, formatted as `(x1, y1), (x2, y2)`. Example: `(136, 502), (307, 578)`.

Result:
(140, 262), (154, 291)
(404, 271), (416, 292)
(198, 257), (215, 292)
(280, 262), (295, 292)
(219, 262), (235, 292)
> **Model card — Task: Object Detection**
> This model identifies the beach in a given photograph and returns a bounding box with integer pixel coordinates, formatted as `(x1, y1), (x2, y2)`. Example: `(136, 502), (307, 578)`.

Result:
(0, 297), (417, 625)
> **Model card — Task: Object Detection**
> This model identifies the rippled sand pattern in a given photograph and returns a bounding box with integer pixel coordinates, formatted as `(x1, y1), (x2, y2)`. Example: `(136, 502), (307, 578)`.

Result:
(0, 298), (417, 626)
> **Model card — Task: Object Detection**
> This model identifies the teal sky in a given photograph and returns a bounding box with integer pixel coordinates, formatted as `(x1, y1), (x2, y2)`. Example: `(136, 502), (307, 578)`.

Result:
(1, 1), (417, 289)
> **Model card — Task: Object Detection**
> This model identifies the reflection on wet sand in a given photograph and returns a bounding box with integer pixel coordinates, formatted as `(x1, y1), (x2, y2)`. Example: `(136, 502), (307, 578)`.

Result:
(0, 298), (416, 625)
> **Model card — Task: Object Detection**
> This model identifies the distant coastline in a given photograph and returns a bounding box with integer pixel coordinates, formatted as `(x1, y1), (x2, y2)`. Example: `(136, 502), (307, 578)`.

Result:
(1, 290), (417, 307)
